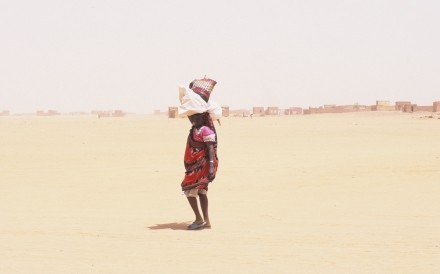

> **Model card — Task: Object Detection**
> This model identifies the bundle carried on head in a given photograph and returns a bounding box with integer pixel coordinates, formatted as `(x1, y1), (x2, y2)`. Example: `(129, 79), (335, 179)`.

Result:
(178, 76), (222, 121)
(189, 78), (217, 103)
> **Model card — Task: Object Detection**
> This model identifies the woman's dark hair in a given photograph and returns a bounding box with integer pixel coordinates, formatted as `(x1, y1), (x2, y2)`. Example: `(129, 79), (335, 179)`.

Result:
(189, 81), (194, 89)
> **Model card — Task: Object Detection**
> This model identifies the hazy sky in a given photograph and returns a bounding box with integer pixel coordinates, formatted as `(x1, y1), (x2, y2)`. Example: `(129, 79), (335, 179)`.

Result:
(1, 0), (439, 113)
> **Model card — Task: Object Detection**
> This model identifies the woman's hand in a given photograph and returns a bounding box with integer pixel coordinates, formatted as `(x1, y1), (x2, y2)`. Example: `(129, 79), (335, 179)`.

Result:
(208, 163), (216, 181)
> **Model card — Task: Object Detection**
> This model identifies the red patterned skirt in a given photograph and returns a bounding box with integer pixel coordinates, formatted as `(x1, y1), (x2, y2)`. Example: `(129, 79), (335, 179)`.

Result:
(181, 132), (218, 191)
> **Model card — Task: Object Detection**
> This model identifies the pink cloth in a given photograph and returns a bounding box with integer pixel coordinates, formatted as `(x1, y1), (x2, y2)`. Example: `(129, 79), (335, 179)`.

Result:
(192, 126), (216, 143)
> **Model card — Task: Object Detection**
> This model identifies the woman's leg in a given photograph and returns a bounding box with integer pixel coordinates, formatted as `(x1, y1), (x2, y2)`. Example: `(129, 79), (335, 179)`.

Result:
(187, 197), (204, 224)
(199, 194), (210, 227)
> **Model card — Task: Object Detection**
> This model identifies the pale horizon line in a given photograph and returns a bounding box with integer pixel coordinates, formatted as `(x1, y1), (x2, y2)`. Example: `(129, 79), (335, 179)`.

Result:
(2, 99), (440, 115)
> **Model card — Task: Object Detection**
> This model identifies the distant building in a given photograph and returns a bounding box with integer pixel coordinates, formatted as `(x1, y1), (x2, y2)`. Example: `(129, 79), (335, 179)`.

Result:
(112, 110), (126, 117)
(265, 107), (279, 115)
(434, 101), (440, 112)
(252, 107), (265, 116)
(291, 107), (303, 114)
(284, 107), (303, 115)
(304, 107), (320, 114)
(221, 106), (230, 117)
(395, 101), (411, 111)
(415, 105), (434, 112)
(401, 104), (433, 113)
(404, 104), (418, 113)
(376, 100), (390, 106)
(168, 107), (178, 118)
(374, 100), (395, 111)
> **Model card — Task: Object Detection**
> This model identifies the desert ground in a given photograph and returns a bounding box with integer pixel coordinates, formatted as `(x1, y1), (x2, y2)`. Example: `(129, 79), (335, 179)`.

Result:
(1, 112), (439, 273)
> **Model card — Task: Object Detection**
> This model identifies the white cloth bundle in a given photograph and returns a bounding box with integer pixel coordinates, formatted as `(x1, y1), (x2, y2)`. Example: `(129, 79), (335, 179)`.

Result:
(178, 85), (222, 120)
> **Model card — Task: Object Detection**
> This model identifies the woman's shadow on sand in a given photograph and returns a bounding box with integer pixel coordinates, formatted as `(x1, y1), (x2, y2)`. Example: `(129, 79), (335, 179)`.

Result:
(147, 222), (189, 231)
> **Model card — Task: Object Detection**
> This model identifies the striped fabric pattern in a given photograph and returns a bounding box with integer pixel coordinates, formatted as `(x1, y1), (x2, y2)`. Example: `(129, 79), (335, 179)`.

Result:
(190, 78), (217, 102)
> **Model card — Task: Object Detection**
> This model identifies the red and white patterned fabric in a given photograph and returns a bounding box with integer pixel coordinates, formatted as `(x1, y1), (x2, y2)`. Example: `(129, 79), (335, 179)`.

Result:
(181, 113), (218, 192)
(190, 78), (217, 102)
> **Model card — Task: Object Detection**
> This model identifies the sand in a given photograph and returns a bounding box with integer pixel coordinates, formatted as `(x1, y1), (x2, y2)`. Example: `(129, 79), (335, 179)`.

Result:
(1, 112), (439, 273)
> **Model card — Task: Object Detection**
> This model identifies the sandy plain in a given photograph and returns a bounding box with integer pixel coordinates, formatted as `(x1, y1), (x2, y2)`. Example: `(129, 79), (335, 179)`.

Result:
(1, 112), (439, 273)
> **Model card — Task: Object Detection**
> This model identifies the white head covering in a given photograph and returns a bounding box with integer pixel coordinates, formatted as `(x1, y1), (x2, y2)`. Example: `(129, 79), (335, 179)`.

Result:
(178, 85), (222, 121)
